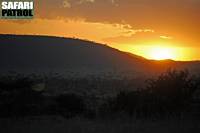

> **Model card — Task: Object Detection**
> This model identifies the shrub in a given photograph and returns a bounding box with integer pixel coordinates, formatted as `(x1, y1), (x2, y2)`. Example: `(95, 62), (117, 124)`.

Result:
(0, 74), (43, 117)
(99, 91), (140, 117)
(55, 93), (86, 118)
(146, 69), (197, 116)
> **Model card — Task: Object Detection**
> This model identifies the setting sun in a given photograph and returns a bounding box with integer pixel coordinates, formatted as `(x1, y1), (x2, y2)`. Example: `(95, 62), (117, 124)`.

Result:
(149, 47), (174, 60)
(0, 0), (200, 61)
(114, 44), (193, 61)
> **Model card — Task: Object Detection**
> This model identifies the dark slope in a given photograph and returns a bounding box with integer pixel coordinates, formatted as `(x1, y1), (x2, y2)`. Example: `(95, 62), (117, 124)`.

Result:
(0, 34), (199, 77)
(0, 34), (148, 76)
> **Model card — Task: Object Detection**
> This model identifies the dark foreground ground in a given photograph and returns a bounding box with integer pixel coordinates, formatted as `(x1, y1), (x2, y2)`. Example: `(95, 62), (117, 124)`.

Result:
(0, 116), (199, 133)
(0, 70), (200, 133)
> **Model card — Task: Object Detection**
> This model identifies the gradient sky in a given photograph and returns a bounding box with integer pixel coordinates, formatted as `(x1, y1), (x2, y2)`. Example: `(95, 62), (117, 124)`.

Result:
(1, 0), (200, 60)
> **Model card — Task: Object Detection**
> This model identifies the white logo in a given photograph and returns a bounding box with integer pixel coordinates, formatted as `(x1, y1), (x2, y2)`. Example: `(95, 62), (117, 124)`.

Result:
(1, 0), (34, 19)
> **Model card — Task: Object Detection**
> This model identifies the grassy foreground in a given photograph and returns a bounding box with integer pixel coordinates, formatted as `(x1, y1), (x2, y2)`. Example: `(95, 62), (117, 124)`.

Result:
(0, 116), (200, 133)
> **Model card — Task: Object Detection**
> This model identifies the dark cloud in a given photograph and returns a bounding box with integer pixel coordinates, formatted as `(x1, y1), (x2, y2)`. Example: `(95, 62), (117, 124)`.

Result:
(1, 0), (199, 47)
(35, 0), (200, 44)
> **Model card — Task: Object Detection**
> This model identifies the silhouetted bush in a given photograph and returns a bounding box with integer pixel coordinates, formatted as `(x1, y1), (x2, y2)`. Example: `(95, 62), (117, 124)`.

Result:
(99, 69), (199, 118)
(0, 70), (199, 119)
(0, 74), (44, 117)
(55, 93), (86, 118)
(146, 69), (197, 116)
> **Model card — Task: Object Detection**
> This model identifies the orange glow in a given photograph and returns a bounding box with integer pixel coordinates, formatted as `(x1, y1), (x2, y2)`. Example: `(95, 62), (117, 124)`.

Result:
(0, 19), (199, 61)
(148, 47), (174, 60)
(110, 43), (199, 61)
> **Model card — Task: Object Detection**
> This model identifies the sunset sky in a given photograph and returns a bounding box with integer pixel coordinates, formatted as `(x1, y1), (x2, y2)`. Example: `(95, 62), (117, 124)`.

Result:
(1, 0), (200, 61)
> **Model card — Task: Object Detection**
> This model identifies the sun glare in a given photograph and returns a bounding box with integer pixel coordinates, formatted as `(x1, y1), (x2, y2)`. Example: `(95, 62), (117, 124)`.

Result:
(119, 44), (183, 61)
(111, 38), (199, 61)
(149, 47), (174, 60)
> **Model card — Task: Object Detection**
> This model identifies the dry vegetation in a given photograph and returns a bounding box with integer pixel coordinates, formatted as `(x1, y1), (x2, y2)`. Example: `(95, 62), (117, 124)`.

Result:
(0, 69), (200, 133)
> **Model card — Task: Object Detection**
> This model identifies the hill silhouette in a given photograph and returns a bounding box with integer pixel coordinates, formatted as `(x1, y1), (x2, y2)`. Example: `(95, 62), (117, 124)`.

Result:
(0, 34), (200, 77)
